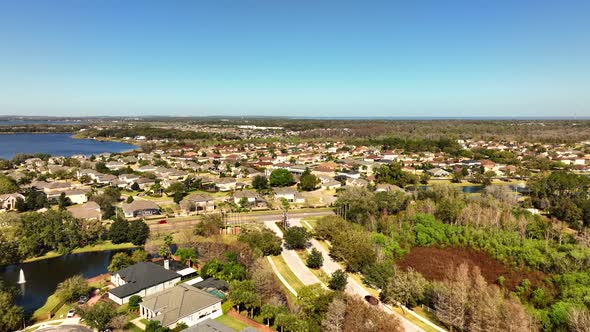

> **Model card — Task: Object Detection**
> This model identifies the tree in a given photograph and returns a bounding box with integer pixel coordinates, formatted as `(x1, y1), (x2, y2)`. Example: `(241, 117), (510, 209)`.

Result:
(131, 249), (149, 263)
(238, 228), (282, 256)
(145, 320), (170, 332)
(252, 175), (269, 191)
(109, 218), (129, 244)
(194, 214), (224, 237)
(108, 252), (134, 272)
(126, 195), (134, 203)
(0, 283), (23, 332)
(229, 280), (261, 317)
(283, 226), (311, 249)
(435, 197), (465, 224)
(306, 248), (324, 269)
(0, 175), (18, 195)
(381, 268), (428, 309)
(260, 303), (278, 326)
(128, 220), (150, 245)
(128, 295), (142, 310)
(55, 275), (89, 303)
(299, 168), (319, 191)
(375, 162), (417, 186)
(419, 172), (431, 185)
(131, 182), (140, 191)
(321, 298), (346, 332)
(328, 269), (348, 291)
(81, 302), (118, 331)
(344, 295), (402, 332)
(175, 247), (197, 265)
(568, 307), (590, 332)
(58, 192), (72, 210)
(269, 169), (294, 187)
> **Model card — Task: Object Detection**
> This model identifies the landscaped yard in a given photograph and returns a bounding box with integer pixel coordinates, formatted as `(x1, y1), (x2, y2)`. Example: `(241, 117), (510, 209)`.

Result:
(215, 314), (249, 331)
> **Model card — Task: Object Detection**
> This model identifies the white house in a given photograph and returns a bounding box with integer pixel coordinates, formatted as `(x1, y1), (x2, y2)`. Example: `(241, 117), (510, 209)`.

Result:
(139, 284), (222, 329)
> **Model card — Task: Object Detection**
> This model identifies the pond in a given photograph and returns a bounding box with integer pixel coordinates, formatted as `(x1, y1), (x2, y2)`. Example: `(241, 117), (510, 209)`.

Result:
(0, 250), (131, 316)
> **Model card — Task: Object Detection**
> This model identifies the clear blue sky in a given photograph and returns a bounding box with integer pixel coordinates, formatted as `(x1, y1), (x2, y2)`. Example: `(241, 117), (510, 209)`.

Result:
(0, 1), (589, 118)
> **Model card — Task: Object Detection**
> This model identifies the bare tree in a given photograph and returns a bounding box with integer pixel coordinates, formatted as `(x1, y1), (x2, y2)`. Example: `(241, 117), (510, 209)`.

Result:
(322, 298), (346, 332)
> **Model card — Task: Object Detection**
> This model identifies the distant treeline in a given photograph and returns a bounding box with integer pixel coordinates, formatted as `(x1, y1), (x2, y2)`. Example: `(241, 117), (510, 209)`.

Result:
(295, 120), (590, 144)
(352, 136), (464, 155)
(79, 127), (239, 141)
(0, 124), (86, 133)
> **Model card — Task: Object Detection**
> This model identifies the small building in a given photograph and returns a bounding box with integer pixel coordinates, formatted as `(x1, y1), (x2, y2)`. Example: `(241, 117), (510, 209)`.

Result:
(122, 199), (161, 218)
(108, 262), (181, 305)
(140, 284), (222, 329)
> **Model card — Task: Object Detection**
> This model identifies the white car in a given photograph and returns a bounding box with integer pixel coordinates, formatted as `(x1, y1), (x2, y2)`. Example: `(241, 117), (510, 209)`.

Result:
(66, 308), (76, 318)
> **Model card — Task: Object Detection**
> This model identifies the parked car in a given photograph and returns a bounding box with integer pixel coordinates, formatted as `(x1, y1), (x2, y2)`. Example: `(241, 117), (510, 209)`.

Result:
(364, 295), (379, 306)
(158, 219), (167, 224)
(67, 308), (76, 318)
(78, 295), (88, 304)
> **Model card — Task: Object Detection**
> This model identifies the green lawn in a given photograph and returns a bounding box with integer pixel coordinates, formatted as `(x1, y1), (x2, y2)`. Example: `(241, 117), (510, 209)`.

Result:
(270, 255), (306, 291)
(391, 306), (443, 332)
(215, 315), (249, 331)
(295, 250), (330, 284)
(72, 241), (137, 253)
(32, 293), (68, 322)
(24, 241), (137, 263)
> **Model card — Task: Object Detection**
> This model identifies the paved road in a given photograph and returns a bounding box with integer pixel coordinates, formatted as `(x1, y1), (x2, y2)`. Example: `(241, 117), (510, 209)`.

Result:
(289, 218), (424, 332)
(149, 210), (334, 231)
(264, 220), (323, 287)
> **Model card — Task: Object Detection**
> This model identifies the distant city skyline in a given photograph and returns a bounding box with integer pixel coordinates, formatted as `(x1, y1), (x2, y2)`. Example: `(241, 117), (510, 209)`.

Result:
(1, 1), (589, 117)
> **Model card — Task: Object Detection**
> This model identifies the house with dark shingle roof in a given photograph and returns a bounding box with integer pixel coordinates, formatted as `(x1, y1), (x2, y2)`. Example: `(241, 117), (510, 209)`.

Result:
(139, 284), (222, 329)
(108, 262), (181, 304)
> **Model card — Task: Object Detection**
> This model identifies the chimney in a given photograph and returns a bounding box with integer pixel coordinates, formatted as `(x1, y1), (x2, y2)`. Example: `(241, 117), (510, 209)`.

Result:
(164, 259), (170, 270)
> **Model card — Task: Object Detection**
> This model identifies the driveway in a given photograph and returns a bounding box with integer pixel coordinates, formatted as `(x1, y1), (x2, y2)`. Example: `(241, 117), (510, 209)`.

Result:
(264, 220), (323, 286)
(35, 325), (92, 332)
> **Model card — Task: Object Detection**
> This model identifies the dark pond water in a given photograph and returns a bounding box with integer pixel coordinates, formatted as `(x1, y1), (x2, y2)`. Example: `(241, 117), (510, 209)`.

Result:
(0, 133), (136, 159)
(0, 250), (130, 315)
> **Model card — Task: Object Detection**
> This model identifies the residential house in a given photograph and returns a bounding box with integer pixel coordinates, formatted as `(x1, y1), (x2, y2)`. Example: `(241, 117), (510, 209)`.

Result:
(179, 193), (216, 214)
(232, 190), (266, 208)
(0, 193), (24, 211)
(67, 201), (102, 220)
(274, 188), (305, 204)
(426, 168), (450, 177)
(122, 200), (161, 218)
(215, 178), (237, 192)
(109, 262), (181, 305)
(139, 284), (222, 329)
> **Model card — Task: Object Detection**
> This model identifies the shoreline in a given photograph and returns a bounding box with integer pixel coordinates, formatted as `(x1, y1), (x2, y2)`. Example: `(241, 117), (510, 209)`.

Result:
(21, 242), (138, 264)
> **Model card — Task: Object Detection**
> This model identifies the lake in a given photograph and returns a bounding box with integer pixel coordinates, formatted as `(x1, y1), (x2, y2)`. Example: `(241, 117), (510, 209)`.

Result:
(0, 133), (136, 159)
(0, 250), (130, 316)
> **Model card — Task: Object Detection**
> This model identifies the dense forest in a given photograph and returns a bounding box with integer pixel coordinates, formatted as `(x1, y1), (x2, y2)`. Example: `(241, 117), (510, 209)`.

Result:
(325, 184), (590, 331)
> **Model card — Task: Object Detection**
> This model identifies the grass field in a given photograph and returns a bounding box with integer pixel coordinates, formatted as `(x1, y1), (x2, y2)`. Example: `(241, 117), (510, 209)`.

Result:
(215, 315), (250, 331)
(270, 255), (306, 291)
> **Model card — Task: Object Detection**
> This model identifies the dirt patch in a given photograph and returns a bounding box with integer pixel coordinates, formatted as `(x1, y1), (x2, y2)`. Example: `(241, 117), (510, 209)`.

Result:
(396, 247), (547, 291)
